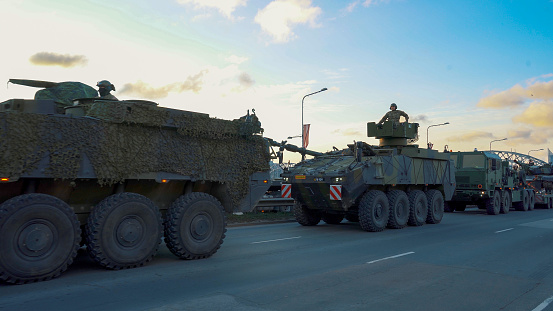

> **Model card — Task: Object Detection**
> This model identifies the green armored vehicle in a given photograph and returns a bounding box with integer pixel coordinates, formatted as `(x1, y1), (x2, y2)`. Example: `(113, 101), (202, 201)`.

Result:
(276, 121), (455, 232)
(447, 151), (540, 214)
(0, 79), (271, 284)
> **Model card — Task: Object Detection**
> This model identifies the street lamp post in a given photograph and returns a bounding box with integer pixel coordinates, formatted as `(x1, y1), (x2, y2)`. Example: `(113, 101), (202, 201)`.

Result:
(301, 88), (327, 161)
(426, 122), (450, 149)
(528, 148), (544, 156)
(489, 138), (507, 151)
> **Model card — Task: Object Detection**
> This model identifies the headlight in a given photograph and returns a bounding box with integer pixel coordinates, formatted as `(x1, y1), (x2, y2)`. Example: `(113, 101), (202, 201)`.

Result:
(331, 177), (345, 183)
(282, 177), (290, 182)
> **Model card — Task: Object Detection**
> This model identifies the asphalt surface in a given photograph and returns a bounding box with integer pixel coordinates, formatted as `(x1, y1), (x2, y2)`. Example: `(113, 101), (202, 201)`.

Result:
(1, 207), (553, 311)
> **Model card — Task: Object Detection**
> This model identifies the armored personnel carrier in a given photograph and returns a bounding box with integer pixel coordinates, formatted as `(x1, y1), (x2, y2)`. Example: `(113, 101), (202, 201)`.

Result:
(0, 79), (271, 284)
(276, 121), (455, 232)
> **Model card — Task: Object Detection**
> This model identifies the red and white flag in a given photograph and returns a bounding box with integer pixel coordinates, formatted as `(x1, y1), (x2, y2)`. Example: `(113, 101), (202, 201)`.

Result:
(302, 124), (310, 148)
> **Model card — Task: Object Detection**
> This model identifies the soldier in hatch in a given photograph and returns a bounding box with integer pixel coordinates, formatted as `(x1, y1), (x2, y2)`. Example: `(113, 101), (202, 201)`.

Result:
(97, 80), (118, 100)
(378, 103), (409, 126)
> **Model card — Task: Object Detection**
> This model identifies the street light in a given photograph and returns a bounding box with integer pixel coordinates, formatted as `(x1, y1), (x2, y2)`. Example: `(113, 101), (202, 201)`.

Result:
(489, 138), (507, 151)
(426, 122), (450, 149)
(528, 148), (544, 156)
(301, 88), (327, 161)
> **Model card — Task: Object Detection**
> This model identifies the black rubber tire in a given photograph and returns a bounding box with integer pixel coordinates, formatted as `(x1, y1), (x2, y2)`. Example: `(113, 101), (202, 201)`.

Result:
(500, 191), (511, 214)
(426, 189), (444, 224)
(293, 202), (321, 226)
(408, 190), (428, 226)
(528, 190), (535, 211)
(0, 194), (80, 284)
(515, 190), (529, 211)
(387, 190), (409, 229)
(549, 197), (553, 209)
(358, 190), (389, 232)
(322, 213), (344, 224)
(345, 213), (359, 222)
(164, 192), (227, 260)
(486, 191), (501, 215)
(86, 192), (162, 269)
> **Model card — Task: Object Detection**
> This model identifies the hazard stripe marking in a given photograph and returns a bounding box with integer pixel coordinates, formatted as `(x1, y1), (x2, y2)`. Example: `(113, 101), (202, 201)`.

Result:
(281, 184), (291, 198)
(330, 185), (342, 201)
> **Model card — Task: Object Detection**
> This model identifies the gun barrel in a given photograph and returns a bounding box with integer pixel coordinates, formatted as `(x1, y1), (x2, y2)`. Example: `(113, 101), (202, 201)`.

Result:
(8, 79), (59, 88)
(267, 138), (323, 157)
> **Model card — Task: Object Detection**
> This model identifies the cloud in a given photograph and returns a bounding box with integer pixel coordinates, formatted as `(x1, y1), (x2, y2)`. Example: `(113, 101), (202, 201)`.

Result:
(513, 100), (553, 127)
(331, 128), (363, 136)
(341, 0), (389, 15)
(362, 0), (390, 7)
(321, 68), (349, 81)
(477, 78), (553, 108)
(177, 0), (247, 20)
(506, 130), (550, 146)
(411, 114), (429, 123)
(119, 70), (207, 99)
(226, 55), (249, 64)
(507, 128), (532, 139)
(344, 1), (360, 13)
(236, 72), (255, 90)
(29, 52), (88, 68)
(447, 131), (494, 142)
(254, 0), (322, 43)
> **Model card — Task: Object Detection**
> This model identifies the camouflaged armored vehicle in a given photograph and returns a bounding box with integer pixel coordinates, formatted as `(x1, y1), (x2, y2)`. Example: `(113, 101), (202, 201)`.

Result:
(0, 79), (271, 284)
(276, 120), (455, 232)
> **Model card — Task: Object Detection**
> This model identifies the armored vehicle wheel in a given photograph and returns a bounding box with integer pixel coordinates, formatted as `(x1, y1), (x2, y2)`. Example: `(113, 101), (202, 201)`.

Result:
(528, 190), (535, 211)
(426, 189), (444, 224)
(345, 213), (359, 222)
(408, 190), (428, 226)
(515, 190), (529, 211)
(486, 191), (501, 215)
(0, 194), (80, 284)
(322, 213), (344, 224)
(294, 202), (321, 226)
(164, 192), (226, 259)
(359, 190), (389, 232)
(86, 193), (162, 269)
(387, 190), (409, 229)
(500, 191), (511, 214)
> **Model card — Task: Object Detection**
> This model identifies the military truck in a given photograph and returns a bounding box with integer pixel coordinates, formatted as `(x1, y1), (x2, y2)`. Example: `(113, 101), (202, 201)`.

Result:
(519, 162), (553, 209)
(446, 151), (541, 214)
(274, 121), (455, 232)
(0, 79), (271, 284)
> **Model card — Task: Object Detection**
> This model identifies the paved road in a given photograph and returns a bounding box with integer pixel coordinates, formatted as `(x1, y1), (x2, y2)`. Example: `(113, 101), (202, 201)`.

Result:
(2, 207), (553, 311)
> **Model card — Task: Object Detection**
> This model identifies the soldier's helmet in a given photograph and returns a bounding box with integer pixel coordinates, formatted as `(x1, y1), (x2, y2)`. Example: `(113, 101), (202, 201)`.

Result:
(97, 80), (115, 92)
(390, 103), (397, 108)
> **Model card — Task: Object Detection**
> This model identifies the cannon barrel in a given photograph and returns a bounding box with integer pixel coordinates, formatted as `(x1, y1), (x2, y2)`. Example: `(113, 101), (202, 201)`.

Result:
(267, 138), (324, 157)
(8, 79), (59, 88)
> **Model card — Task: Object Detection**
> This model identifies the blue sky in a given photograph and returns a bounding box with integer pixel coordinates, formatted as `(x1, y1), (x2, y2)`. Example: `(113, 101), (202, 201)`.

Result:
(1, 0), (552, 162)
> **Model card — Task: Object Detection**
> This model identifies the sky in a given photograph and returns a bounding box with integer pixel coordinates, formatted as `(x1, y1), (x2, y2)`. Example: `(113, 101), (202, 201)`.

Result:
(1, 0), (553, 163)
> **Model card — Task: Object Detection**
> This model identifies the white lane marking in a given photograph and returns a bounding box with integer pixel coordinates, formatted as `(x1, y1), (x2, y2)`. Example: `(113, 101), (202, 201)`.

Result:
(532, 294), (553, 311)
(495, 228), (514, 233)
(367, 252), (415, 264)
(250, 236), (301, 244)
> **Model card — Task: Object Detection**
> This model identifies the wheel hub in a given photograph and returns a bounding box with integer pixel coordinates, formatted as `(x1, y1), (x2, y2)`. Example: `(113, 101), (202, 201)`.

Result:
(190, 214), (212, 240)
(18, 222), (55, 257)
(116, 217), (144, 247)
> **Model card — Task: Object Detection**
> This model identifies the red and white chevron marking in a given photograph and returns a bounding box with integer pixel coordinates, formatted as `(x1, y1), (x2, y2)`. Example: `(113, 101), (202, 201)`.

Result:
(330, 185), (342, 201)
(281, 184), (291, 198)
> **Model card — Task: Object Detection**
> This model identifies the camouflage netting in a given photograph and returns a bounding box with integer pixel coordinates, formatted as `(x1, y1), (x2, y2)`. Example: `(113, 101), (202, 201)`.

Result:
(0, 107), (270, 207)
(34, 82), (98, 112)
